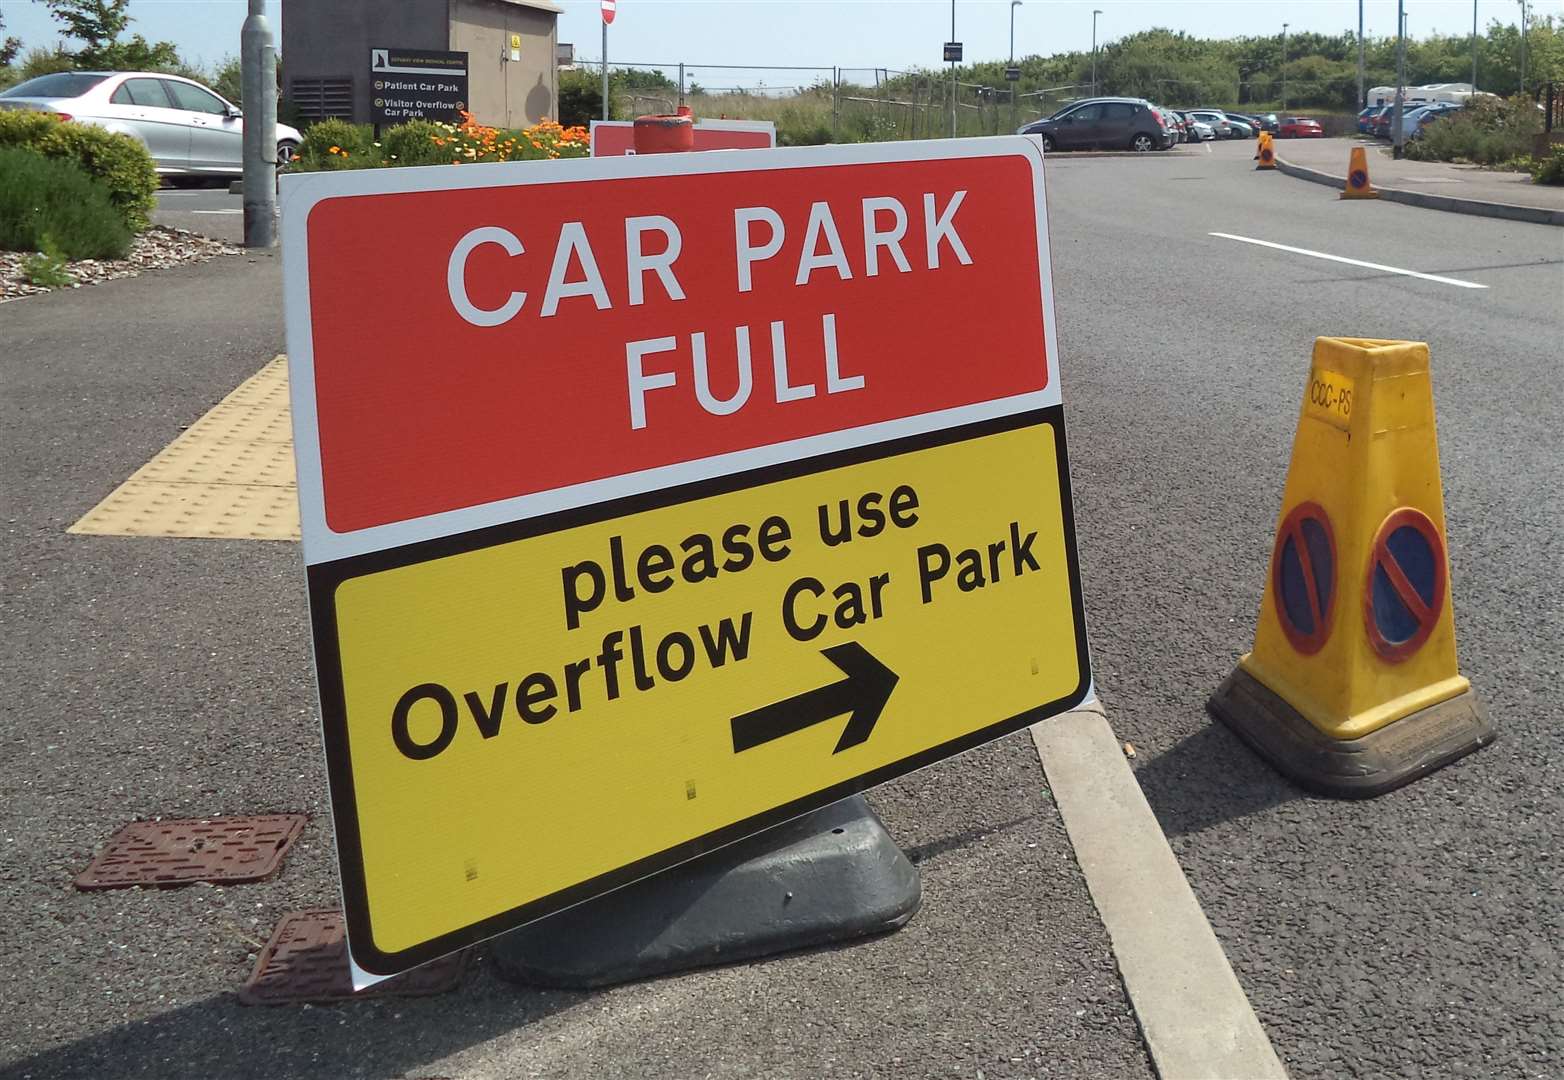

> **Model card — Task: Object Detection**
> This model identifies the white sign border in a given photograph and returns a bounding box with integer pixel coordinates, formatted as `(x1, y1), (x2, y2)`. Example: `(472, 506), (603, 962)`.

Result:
(280, 137), (1062, 567)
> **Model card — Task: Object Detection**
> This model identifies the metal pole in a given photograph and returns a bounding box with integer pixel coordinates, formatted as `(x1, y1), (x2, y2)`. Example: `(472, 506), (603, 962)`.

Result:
(1471, 0), (1478, 92)
(1359, 0), (1367, 108)
(1393, 0), (1407, 158)
(678, 62), (685, 108)
(1281, 23), (1288, 112)
(949, 0), (957, 137)
(240, 0), (276, 249)
(832, 66), (840, 141)
(1010, 0), (1021, 132)
(1091, 10), (1101, 96)
(1517, 0), (1527, 97)
(601, 20), (609, 120)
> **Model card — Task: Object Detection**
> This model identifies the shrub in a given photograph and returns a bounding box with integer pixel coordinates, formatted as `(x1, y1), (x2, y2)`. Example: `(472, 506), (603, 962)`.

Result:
(1532, 145), (1564, 185)
(0, 110), (156, 229)
(0, 147), (133, 260)
(1404, 95), (1542, 166)
(295, 117), (376, 170)
(379, 120), (450, 167)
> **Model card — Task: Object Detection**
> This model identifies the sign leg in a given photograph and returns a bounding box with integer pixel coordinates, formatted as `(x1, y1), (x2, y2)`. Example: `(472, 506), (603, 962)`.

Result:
(489, 795), (920, 988)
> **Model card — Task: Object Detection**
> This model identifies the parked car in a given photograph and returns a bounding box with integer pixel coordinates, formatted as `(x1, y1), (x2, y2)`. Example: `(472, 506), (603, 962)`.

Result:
(1186, 109), (1234, 138)
(1187, 118), (1217, 141)
(0, 70), (302, 179)
(1278, 116), (1325, 138)
(1196, 108), (1259, 137)
(1019, 97), (1173, 151)
(1252, 112), (1280, 133)
(1408, 102), (1463, 138)
(1356, 105), (1386, 133)
(1224, 116), (1256, 138)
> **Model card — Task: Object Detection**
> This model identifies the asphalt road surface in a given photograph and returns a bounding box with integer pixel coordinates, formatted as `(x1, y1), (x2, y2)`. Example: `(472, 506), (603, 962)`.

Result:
(5, 138), (1563, 1079)
(154, 185), (244, 244)
(1049, 139), (1563, 1078)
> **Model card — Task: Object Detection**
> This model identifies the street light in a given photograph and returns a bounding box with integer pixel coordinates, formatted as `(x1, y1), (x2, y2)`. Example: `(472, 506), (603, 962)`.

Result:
(1471, 0), (1479, 93)
(1010, 0), (1022, 131)
(1517, 0), (1528, 96)
(1359, 0), (1367, 108)
(1392, 0), (1408, 157)
(1281, 23), (1289, 112)
(950, 0), (958, 138)
(1091, 10), (1103, 97)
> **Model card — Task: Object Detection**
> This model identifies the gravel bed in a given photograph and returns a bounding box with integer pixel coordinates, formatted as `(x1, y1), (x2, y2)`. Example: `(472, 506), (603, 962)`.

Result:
(1, 226), (240, 302)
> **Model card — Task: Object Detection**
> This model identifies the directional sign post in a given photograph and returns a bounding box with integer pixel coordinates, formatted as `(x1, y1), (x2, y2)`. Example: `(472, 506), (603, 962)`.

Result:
(281, 139), (1089, 981)
(370, 47), (468, 126)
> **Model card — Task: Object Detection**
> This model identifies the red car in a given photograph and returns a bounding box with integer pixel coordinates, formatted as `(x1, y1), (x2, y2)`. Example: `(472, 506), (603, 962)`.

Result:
(1278, 116), (1325, 138)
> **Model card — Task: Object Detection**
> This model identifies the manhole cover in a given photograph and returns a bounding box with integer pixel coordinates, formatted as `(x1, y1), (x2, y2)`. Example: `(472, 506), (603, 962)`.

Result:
(75, 814), (306, 889)
(240, 910), (470, 1005)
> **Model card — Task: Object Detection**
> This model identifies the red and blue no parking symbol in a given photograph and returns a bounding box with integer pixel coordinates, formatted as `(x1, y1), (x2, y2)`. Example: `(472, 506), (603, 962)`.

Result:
(1272, 501), (1337, 655)
(1364, 508), (1447, 662)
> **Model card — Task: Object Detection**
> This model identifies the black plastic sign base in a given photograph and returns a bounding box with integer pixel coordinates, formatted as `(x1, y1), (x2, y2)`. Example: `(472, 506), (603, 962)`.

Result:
(1208, 666), (1495, 799)
(489, 795), (919, 988)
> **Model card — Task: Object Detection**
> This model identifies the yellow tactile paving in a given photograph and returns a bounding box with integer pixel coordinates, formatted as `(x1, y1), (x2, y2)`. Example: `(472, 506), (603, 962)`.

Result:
(69, 356), (302, 541)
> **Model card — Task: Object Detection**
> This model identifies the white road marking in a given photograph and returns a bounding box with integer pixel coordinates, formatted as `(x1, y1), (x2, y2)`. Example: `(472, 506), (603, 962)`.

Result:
(1210, 231), (1488, 289)
(192, 209), (242, 215)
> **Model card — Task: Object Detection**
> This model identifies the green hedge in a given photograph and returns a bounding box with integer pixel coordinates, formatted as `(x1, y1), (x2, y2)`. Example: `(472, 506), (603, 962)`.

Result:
(0, 146), (133, 260)
(0, 110), (158, 230)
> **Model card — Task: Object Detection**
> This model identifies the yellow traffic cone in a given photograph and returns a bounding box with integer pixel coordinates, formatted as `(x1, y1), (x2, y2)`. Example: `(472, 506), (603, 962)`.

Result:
(1341, 145), (1379, 199)
(1208, 338), (1493, 797)
(1255, 132), (1276, 170)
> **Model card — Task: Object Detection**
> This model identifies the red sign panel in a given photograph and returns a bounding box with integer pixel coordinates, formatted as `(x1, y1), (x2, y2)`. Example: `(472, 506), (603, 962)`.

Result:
(601, 0), (616, 23)
(288, 145), (1055, 550)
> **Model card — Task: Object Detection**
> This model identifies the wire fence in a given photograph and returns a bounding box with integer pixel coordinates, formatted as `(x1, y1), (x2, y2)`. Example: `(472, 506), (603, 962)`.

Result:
(577, 58), (1093, 142)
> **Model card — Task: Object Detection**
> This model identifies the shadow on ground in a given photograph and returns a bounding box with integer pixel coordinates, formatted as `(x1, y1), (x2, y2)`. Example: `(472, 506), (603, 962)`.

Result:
(1134, 720), (1305, 838)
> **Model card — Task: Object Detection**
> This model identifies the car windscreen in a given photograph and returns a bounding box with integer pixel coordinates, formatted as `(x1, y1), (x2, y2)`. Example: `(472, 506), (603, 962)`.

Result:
(0, 72), (110, 99)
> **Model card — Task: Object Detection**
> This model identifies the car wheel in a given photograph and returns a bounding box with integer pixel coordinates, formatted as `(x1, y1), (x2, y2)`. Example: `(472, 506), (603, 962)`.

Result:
(1038, 134), (1055, 152)
(277, 139), (300, 168)
(1130, 133), (1155, 152)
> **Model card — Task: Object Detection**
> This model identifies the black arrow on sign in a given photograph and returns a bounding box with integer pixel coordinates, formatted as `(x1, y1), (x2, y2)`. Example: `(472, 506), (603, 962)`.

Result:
(730, 642), (899, 755)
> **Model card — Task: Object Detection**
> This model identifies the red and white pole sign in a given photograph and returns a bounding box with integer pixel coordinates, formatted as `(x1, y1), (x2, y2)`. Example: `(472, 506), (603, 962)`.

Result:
(280, 140), (1089, 981)
(601, 0), (616, 23)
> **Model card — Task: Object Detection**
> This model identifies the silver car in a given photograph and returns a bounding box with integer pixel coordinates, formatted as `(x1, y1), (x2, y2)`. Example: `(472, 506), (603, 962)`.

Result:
(1187, 110), (1233, 138)
(0, 70), (302, 180)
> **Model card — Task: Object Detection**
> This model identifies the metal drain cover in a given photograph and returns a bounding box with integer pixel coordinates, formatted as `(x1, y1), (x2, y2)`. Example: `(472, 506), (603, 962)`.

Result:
(75, 814), (306, 889)
(240, 910), (470, 1004)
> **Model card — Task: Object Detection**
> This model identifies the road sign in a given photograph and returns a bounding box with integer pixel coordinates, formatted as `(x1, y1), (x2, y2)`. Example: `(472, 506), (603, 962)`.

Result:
(280, 139), (1087, 979)
(602, 0), (616, 24)
(1272, 501), (1336, 655)
(370, 48), (468, 125)
(589, 118), (776, 156)
(1365, 507), (1445, 662)
(1005, 66), (1022, 82)
(944, 42), (963, 62)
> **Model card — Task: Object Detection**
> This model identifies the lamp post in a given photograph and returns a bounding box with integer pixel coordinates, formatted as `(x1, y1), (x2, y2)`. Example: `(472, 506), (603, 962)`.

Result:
(1471, 0), (1478, 92)
(1392, 2), (1407, 158)
(950, 0), (958, 138)
(1281, 23), (1289, 112)
(1010, 0), (1022, 131)
(1517, 0), (1527, 96)
(1091, 9), (1102, 97)
(1359, 0), (1367, 108)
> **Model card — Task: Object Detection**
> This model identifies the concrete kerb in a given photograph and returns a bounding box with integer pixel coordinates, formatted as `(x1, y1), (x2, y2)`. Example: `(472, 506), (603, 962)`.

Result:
(1274, 155), (1564, 227)
(1031, 701), (1289, 1080)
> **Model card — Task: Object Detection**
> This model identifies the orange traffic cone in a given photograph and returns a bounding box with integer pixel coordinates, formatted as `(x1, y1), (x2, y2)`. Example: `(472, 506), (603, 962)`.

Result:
(1255, 132), (1276, 170)
(1341, 145), (1379, 199)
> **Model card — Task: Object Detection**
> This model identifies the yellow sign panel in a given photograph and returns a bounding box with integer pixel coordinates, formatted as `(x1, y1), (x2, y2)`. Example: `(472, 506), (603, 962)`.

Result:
(316, 416), (1086, 972)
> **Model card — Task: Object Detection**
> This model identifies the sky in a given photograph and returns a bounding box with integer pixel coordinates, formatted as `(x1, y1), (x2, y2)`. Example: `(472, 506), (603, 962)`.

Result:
(0, 0), (1540, 88)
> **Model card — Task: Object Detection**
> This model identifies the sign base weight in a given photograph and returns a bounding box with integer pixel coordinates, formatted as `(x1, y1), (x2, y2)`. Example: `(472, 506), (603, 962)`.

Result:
(489, 795), (919, 988)
(1208, 666), (1494, 799)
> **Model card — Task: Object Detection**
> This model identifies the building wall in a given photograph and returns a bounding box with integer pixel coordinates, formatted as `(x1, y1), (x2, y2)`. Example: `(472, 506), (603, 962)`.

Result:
(449, 0), (559, 128)
(281, 0), (448, 123)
